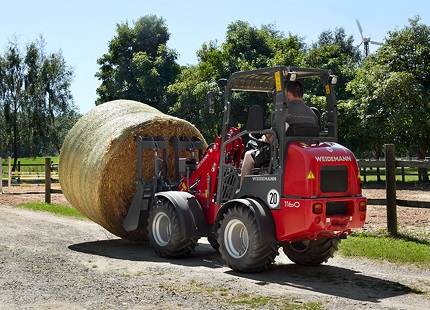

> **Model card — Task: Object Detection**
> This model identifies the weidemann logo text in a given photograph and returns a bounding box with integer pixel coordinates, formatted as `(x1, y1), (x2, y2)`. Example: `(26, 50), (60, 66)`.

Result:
(315, 156), (352, 162)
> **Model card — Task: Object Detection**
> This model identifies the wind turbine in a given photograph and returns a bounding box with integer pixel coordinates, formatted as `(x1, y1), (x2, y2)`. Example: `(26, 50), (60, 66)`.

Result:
(356, 19), (382, 57)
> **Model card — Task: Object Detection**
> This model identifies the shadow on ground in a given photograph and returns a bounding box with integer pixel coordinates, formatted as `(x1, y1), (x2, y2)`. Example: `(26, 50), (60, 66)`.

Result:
(69, 238), (419, 303)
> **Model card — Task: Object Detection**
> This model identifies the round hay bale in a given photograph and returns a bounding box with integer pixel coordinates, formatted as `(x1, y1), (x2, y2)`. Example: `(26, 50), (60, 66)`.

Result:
(59, 99), (207, 241)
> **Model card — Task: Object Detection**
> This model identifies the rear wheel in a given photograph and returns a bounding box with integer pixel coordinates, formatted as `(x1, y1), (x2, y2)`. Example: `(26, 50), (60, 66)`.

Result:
(148, 198), (198, 258)
(283, 238), (340, 266)
(218, 205), (278, 272)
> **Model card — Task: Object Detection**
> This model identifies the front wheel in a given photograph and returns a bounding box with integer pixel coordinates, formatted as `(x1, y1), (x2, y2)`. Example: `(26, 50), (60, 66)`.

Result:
(218, 205), (278, 272)
(283, 238), (340, 266)
(148, 198), (198, 258)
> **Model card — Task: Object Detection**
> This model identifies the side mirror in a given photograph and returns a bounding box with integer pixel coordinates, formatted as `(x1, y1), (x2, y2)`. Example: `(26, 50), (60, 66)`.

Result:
(206, 79), (227, 114)
(217, 78), (227, 89)
(206, 92), (217, 113)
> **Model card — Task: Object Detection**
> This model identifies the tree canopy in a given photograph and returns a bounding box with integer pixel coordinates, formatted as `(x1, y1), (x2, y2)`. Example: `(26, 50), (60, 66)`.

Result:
(95, 15), (180, 113)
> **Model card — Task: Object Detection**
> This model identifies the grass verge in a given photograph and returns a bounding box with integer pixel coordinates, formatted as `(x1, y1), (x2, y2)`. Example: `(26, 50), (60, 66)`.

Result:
(339, 231), (430, 269)
(183, 280), (323, 310)
(16, 202), (86, 220)
(228, 293), (322, 309)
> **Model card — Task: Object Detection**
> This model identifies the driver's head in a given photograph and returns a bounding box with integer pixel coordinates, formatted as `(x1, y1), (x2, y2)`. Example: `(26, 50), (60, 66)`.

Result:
(285, 80), (304, 102)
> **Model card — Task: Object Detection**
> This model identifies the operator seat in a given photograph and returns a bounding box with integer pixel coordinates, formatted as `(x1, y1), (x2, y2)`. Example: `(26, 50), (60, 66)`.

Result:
(286, 123), (320, 137)
(286, 107), (321, 137)
(246, 105), (272, 173)
(246, 105), (265, 132)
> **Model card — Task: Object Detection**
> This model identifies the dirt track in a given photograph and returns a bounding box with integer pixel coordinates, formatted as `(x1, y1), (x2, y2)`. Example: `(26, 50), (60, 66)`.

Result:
(1, 186), (430, 309)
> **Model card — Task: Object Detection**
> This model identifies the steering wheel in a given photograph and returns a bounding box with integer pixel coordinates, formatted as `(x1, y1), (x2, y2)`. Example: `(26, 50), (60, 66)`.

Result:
(248, 133), (270, 144)
(246, 133), (270, 149)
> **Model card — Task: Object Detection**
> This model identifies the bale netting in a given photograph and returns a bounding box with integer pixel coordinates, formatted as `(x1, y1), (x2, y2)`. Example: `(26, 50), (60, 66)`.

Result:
(59, 99), (207, 241)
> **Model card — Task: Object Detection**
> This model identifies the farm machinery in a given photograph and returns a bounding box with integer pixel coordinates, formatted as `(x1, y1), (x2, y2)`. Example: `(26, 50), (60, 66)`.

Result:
(123, 66), (367, 272)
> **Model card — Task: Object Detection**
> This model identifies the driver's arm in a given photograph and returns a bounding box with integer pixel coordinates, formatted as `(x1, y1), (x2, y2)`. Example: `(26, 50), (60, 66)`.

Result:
(262, 133), (274, 143)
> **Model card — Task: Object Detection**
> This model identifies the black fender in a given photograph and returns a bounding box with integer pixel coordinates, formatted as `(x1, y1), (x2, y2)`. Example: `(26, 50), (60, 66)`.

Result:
(216, 198), (277, 245)
(154, 191), (208, 238)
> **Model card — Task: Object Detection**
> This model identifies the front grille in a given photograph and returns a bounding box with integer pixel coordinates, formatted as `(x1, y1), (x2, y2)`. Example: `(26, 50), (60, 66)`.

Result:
(320, 165), (348, 192)
(326, 201), (347, 215)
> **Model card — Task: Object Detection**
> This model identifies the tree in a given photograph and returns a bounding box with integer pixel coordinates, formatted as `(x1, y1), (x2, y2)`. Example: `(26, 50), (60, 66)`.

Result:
(345, 16), (430, 181)
(379, 16), (430, 161)
(0, 39), (26, 168)
(41, 51), (79, 154)
(168, 64), (223, 140)
(95, 15), (180, 113)
(0, 37), (77, 168)
(345, 62), (394, 158)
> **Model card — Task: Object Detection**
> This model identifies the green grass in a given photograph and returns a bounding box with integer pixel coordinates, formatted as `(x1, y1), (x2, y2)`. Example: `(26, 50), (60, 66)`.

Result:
(1, 156), (59, 165)
(361, 175), (422, 183)
(339, 231), (430, 269)
(360, 167), (425, 183)
(16, 202), (86, 220)
(229, 293), (322, 309)
(183, 280), (323, 310)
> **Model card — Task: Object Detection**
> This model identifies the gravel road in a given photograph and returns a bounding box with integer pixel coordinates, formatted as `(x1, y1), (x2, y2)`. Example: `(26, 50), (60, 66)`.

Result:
(0, 202), (429, 309)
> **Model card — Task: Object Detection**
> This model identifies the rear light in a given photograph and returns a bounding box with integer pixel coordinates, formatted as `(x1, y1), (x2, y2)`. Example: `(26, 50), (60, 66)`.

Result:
(312, 202), (323, 214)
(359, 200), (367, 211)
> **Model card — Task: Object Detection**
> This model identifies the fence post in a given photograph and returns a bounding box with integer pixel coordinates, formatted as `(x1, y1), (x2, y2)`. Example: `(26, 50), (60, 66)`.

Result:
(385, 144), (397, 235)
(8, 156), (11, 189)
(0, 157), (3, 193)
(17, 160), (21, 183)
(45, 157), (51, 204)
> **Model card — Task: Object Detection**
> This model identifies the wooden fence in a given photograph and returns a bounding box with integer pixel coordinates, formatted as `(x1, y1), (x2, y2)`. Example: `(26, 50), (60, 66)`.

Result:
(1, 156), (60, 203)
(358, 159), (430, 183)
(357, 152), (430, 210)
(358, 144), (430, 235)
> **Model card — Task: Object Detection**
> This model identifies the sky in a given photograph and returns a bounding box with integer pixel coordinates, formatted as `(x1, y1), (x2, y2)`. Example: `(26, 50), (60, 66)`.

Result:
(1, 0), (429, 115)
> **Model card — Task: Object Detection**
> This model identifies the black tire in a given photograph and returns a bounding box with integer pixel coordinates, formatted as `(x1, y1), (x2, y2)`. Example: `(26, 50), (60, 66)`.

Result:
(148, 197), (198, 258)
(218, 205), (278, 272)
(283, 238), (340, 266)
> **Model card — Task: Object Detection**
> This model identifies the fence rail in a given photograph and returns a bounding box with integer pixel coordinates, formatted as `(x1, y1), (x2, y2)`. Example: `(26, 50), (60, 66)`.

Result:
(1, 156), (60, 202)
(366, 198), (430, 209)
(358, 159), (430, 182)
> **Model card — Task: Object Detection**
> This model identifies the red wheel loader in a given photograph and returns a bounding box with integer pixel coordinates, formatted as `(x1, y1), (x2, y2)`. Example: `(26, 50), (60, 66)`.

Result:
(123, 66), (367, 272)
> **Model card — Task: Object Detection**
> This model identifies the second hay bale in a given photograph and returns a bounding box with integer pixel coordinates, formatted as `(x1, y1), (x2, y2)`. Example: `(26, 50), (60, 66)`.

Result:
(59, 99), (206, 241)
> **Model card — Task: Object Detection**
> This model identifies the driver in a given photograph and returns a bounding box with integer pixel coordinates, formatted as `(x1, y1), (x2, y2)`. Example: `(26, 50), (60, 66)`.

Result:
(238, 80), (318, 190)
